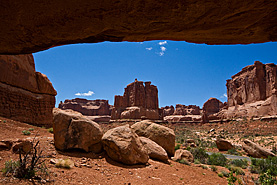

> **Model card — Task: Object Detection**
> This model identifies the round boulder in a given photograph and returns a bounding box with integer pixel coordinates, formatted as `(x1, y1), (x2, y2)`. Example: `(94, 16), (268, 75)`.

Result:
(172, 149), (194, 163)
(102, 125), (149, 165)
(216, 139), (233, 151)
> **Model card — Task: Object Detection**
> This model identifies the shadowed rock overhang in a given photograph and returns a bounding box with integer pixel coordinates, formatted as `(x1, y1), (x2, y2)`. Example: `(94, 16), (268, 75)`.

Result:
(1, 0), (277, 54)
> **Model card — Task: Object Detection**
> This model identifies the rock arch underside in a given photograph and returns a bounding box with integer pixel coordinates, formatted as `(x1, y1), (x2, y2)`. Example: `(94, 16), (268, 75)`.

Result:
(0, 0), (277, 54)
(0, 0), (277, 126)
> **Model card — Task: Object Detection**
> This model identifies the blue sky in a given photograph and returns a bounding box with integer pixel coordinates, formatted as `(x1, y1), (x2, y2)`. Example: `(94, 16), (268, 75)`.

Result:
(33, 41), (277, 108)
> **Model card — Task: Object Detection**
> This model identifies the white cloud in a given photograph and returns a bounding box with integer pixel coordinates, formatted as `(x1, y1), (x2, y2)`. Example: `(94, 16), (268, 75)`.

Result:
(158, 46), (167, 56)
(146, 47), (153, 51)
(75, 91), (94, 96)
(158, 41), (167, 45)
(220, 93), (227, 99)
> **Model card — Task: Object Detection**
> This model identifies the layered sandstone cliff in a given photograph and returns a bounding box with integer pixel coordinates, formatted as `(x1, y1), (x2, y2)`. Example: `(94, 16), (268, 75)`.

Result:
(0, 54), (56, 126)
(111, 79), (159, 120)
(222, 61), (277, 118)
(59, 98), (112, 116)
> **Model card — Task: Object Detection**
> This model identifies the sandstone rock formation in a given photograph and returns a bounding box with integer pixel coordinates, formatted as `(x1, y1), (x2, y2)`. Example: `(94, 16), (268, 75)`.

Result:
(242, 139), (276, 158)
(1, 1), (276, 54)
(172, 149), (194, 163)
(102, 125), (149, 165)
(161, 106), (175, 117)
(139, 137), (168, 162)
(174, 104), (201, 115)
(222, 61), (277, 118)
(53, 108), (103, 153)
(215, 139), (234, 151)
(164, 115), (202, 122)
(202, 98), (224, 122)
(111, 79), (159, 120)
(131, 120), (175, 156)
(59, 98), (112, 116)
(0, 54), (56, 127)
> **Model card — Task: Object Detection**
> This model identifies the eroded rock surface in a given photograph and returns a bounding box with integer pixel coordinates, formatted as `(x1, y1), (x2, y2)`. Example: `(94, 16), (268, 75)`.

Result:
(111, 79), (159, 120)
(1, 1), (277, 54)
(59, 98), (112, 116)
(172, 149), (194, 163)
(53, 108), (103, 153)
(242, 139), (276, 158)
(102, 125), (149, 165)
(0, 54), (56, 127)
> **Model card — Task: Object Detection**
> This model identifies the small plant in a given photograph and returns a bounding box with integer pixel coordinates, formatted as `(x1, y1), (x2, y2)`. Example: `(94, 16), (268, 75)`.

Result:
(221, 170), (229, 177)
(210, 165), (217, 172)
(28, 128), (34, 131)
(22, 130), (31, 135)
(194, 159), (200, 164)
(201, 165), (208, 169)
(258, 169), (277, 185)
(3, 120), (6, 123)
(48, 128), (53, 134)
(218, 173), (223, 178)
(227, 172), (237, 185)
(190, 147), (209, 164)
(207, 153), (227, 167)
(229, 159), (248, 169)
(175, 144), (181, 151)
(227, 148), (242, 156)
(228, 166), (245, 175)
(250, 156), (277, 175)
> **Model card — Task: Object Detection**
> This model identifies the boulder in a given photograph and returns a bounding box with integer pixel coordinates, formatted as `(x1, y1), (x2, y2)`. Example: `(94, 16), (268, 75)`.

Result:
(215, 139), (233, 151)
(242, 139), (276, 158)
(131, 120), (175, 156)
(139, 137), (168, 162)
(53, 108), (103, 153)
(0, 140), (13, 151)
(12, 140), (32, 154)
(172, 149), (194, 163)
(111, 79), (159, 120)
(102, 125), (149, 165)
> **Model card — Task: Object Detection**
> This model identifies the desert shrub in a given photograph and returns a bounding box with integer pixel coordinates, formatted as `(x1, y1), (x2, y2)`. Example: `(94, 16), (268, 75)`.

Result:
(190, 147), (209, 164)
(22, 130), (31, 135)
(210, 165), (217, 172)
(48, 128), (53, 134)
(218, 173), (223, 178)
(201, 165), (208, 169)
(229, 159), (248, 169)
(1, 140), (48, 179)
(194, 159), (200, 164)
(207, 153), (227, 167)
(258, 169), (277, 185)
(177, 159), (190, 165)
(55, 159), (74, 169)
(227, 148), (242, 156)
(175, 144), (181, 151)
(228, 166), (245, 175)
(221, 170), (229, 177)
(250, 156), (277, 175)
(227, 171), (237, 185)
(28, 128), (34, 131)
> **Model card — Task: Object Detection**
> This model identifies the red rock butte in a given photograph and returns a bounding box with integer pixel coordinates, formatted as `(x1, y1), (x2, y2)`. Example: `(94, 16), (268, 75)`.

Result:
(0, 0), (277, 54)
(111, 79), (159, 120)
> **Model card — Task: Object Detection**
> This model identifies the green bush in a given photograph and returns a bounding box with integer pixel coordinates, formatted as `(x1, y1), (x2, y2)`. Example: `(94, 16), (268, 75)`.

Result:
(221, 170), (229, 177)
(178, 159), (190, 165)
(258, 169), (277, 185)
(227, 148), (242, 156)
(175, 144), (181, 151)
(28, 128), (34, 131)
(228, 166), (245, 175)
(2, 160), (20, 175)
(250, 156), (277, 176)
(22, 130), (31, 135)
(48, 127), (53, 134)
(229, 159), (248, 169)
(201, 165), (208, 169)
(194, 159), (200, 164)
(190, 147), (209, 164)
(210, 165), (217, 172)
(218, 173), (223, 178)
(227, 172), (237, 185)
(207, 153), (227, 167)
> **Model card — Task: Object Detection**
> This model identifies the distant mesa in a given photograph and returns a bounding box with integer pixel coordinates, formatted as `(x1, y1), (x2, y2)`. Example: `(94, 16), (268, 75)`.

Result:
(58, 98), (112, 122)
(111, 79), (160, 120)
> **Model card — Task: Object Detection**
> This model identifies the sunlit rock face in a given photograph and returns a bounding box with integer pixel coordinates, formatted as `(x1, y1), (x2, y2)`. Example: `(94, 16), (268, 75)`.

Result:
(222, 61), (277, 118)
(0, 54), (56, 127)
(111, 79), (159, 120)
(1, 0), (276, 54)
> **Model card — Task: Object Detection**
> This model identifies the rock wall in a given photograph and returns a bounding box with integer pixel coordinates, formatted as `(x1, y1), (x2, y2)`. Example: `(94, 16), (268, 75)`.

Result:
(58, 98), (112, 116)
(1, 1), (276, 54)
(111, 79), (159, 120)
(173, 104), (201, 115)
(202, 98), (224, 122)
(223, 61), (277, 118)
(0, 55), (56, 127)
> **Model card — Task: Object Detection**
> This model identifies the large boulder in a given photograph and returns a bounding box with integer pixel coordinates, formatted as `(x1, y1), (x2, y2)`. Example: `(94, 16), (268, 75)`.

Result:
(102, 125), (149, 165)
(242, 139), (276, 158)
(172, 149), (194, 163)
(139, 137), (168, 162)
(216, 139), (234, 151)
(131, 120), (175, 156)
(53, 108), (103, 153)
